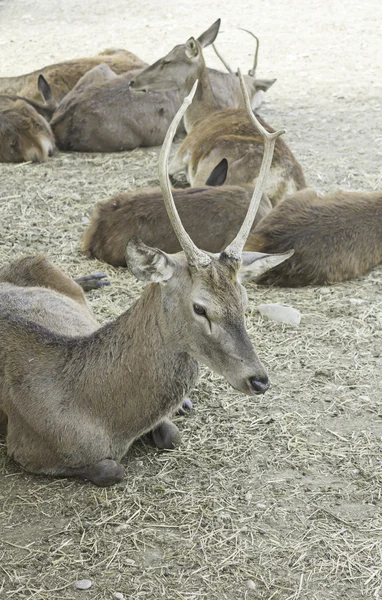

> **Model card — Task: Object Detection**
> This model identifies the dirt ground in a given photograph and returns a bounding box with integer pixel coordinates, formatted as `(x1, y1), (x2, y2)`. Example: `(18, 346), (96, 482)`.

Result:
(0, 0), (382, 599)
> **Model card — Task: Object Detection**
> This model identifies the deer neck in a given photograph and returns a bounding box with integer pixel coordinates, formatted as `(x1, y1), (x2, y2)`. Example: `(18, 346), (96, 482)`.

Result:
(183, 63), (220, 132)
(64, 283), (199, 435)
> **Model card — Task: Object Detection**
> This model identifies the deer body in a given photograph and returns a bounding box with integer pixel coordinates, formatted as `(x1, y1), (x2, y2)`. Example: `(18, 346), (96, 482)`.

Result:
(0, 95), (55, 162)
(247, 188), (382, 285)
(0, 49), (147, 101)
(83, 185), (272, 266)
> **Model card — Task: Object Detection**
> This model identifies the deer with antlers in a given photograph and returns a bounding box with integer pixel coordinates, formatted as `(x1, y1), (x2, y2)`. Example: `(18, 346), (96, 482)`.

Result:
(131, 19), (306, 206)
(0, 76), (292, 486)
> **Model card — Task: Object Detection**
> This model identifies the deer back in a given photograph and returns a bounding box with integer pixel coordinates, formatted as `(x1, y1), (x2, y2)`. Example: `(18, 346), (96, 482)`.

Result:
(82, 185), (272, 266)
(246, 188), (382, 285)
(0, 49), (147, 101)
(49, 64), (182, 151)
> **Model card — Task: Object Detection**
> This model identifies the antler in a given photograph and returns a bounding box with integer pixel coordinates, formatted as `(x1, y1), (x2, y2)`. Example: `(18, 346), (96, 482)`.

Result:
(212, 43), (233, 73)
(238, 28), (259, 77)
(224, 69), (285, 260)
(158, 80), (211, 269)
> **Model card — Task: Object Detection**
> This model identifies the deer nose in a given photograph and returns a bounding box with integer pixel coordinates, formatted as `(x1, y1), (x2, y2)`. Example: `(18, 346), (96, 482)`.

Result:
(249, 376), (270, 395)
(129, 79), (135, 87)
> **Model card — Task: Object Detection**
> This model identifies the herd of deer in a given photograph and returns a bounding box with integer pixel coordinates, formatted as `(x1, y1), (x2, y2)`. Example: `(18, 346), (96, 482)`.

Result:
(0, 19), (380, 486)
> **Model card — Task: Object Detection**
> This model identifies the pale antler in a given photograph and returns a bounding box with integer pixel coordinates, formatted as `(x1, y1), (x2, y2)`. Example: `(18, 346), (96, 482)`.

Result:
(212, 43), (233, 73)
(224, 69), (285, 260)
(238, 28), (259, 77)
(158, 80), (211, 269)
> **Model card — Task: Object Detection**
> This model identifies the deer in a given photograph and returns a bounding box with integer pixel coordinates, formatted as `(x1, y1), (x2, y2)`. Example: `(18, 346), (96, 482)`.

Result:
(244, 187), (382, 286)
(82, 173), (272, 266)
(0, 76), (293, 486)
(130, 19), (306, 206)
(28, 22), (275, 153)
(0, 48), (147, 102)
(0, 91), (55, 163)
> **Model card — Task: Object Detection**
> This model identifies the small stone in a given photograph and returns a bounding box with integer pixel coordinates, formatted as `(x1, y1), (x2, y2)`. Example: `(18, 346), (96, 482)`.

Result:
(247, 579), (257, 590)
(348, 298), (366, 305)
(114, 593), (124, 600)
(76, 579), (92, 590)
(257, 303), (301, 326)
(245, 491), (253, 503)
(255, 502), (267, 510)
(319, 287), (331, 295)
(71, 193), (81, 201)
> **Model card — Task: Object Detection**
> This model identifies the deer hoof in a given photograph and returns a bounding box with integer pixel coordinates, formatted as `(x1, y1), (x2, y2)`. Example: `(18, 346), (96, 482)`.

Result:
(74, 273), (110, 291)
(83, 459), (124, 486)
(151, 419), (181, 449)
(176, 397), (193, 416)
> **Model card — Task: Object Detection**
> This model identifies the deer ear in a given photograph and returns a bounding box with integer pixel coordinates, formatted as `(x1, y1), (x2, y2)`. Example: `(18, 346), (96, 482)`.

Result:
(125, 238), (175, 283)
(205, 158), (228, 186)
(185, 37), (199, 59)
(38, 74), (53, 102)
(197, 19), (221, 48)
(238, 250), (294, 283)
(253, 78), (277, 92)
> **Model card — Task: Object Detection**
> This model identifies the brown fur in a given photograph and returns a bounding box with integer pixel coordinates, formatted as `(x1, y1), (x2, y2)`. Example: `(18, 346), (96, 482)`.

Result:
(0, 245), (280, 485)
(82, 186), (272, 266)
(49, 64), (183, 151)
(0, 49), (147, 101)
(130, 22), (305, 205)
(246, 188), (382, 285)
(0, 95), (55, 162)
(183, 109), (306, 203)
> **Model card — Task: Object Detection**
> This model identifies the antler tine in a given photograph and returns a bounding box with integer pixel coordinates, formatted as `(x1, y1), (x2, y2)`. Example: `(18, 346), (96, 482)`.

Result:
(224, 69), (285, 260)
(212, 43), (233, 73)
(238, 28), (259, 77)
(158, 80), (211, 269)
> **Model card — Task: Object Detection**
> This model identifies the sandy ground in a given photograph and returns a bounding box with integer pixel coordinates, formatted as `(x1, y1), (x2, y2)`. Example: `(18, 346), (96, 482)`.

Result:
(0, 1), (382, 599)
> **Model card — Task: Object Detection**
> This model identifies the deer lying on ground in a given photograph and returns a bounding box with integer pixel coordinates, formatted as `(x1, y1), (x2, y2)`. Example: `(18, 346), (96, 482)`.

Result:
(32, 21), (274, 152)
(0, 48), (147, 101)
(0, 76), (292, 486)
(246, 188), (382, 286)
(82, 172), (272, 266)
(131, 20), (306, 206)
(0, 89), (55, 162)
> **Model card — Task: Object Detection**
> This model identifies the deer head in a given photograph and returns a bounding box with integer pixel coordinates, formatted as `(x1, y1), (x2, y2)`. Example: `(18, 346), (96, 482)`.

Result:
(130, 20), (221, 93)
(125, 75), (293, 396)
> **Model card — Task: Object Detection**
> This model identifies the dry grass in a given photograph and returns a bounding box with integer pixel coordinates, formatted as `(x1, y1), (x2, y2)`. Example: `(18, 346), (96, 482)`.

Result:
(1, 0), (382, 598)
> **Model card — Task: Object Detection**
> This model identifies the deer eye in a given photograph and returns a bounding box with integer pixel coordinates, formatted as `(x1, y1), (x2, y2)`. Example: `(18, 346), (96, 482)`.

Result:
(193, 303), (207, 317)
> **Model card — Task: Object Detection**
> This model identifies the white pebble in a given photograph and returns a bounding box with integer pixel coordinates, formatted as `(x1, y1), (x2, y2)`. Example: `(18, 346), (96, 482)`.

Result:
(348, 298), (366, 305)
(114, 593), (124, 600)
(247, 579), (257, 590)
(76, 579), (92, 590)
(71, 193), (81, 201)
(255, 502), (267, 510)
(319, 287), (331, 295)
(257, 303), (301, 326)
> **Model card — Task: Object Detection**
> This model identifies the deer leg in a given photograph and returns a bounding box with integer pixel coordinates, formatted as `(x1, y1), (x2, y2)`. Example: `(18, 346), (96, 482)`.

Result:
(0, 409), (7, 435)
(54, 459), (125, 487)
(74, 272), (110, 292)
(150, 418), (181, 449)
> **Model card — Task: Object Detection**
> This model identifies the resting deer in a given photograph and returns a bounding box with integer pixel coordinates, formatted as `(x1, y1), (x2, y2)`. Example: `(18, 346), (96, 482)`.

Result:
(36, 21), (275, 153)
(0, 76), (292, 486)
(0, 89), (55, 163)
(246, 188), (382, 286)
(82, 173), (272, 266)
(0, 48), (147, 101)
(131, 20), (306, 206)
